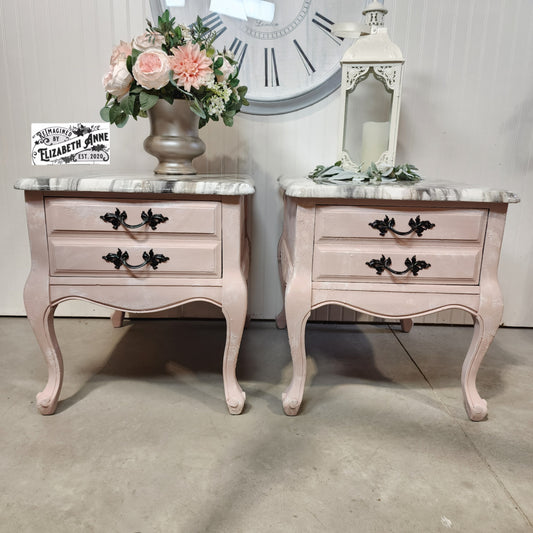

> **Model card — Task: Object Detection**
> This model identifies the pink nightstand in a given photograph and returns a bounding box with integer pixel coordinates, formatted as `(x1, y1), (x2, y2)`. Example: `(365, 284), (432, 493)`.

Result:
(15, 174), (254, 415)
(277, 177), (519, 421)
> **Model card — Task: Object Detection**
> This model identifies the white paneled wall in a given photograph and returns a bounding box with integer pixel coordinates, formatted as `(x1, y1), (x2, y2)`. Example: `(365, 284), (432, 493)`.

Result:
(1, 0), (531, 325)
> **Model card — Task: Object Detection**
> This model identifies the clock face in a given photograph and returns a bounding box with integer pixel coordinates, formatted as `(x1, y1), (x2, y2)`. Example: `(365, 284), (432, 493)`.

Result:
(151, 0), (358, 115)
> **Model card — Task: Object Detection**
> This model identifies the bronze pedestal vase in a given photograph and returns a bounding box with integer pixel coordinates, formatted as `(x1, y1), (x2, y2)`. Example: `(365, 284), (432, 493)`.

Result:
(144, 99), (206, 175)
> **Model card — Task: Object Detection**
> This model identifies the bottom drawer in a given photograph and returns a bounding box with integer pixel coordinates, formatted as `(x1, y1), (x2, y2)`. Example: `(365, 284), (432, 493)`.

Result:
(49, 236), (221, 278)
(313, 245), (483, 284)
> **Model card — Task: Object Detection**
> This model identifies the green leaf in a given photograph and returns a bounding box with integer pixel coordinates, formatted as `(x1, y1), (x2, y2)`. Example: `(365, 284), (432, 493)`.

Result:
(115, 113), (129, 128)
(139, 92), (159, 111)
(214, 57), (223, 69)
(190, 100), (206, 119)
(109, 104), (122, 124)
(100, 106), (111, 122)
(119, 95), (135, 116)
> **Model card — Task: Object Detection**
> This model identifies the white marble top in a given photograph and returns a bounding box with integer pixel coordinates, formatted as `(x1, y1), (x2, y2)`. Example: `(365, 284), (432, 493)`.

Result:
(14, 174), (255, 196)
(279, 176), (520, 203)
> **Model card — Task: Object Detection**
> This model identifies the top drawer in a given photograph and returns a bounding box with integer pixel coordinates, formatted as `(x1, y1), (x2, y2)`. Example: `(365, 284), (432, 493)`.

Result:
(315, 206), (488, 242)
(45, 198), (221, 236)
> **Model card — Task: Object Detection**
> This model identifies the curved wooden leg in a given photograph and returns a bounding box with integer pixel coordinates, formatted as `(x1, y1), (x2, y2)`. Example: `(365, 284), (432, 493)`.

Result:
(26, 303), (63, 415)
(222, 283), (247, 415)
(282, 287), (310, 416)
(462, 309), (502, 421)
(276, 308), (287, 330)
(111, 310), (125, 328)
(276, 233), (287, 330)
(400, 318), (413, 333)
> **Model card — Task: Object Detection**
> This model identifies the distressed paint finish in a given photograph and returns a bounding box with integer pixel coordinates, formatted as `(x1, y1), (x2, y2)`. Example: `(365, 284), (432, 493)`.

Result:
(278, 178), (518, 421)
(19, 176), (254, 415)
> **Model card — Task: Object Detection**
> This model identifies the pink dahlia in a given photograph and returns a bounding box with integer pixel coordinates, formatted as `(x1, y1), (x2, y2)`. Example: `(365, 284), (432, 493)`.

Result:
(169, 43), (213, 92)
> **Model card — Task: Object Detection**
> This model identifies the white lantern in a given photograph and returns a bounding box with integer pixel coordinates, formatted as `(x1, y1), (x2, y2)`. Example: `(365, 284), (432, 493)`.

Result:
(335, 0), (404, 171)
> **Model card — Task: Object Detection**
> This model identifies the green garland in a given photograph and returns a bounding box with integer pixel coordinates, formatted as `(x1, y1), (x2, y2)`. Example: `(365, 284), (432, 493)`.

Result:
(309, 161), (422, 184)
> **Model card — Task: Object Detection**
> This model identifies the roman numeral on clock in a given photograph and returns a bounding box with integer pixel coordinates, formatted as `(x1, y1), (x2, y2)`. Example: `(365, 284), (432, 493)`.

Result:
(264, 47), (280, 87)
(312, 12), (344, 45)
(293, 40), (316, 75)
(201, 13), (227, 40)
(229, 37), (248, 70)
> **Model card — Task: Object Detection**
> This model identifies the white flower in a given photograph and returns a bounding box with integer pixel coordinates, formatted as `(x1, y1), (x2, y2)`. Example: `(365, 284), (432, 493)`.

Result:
(215, 55), (236, 82)
(179, 25), (192, 42)
(103, 60), (133, 100)
(133, 31), (165, 51)
(208, 95), (226, 117)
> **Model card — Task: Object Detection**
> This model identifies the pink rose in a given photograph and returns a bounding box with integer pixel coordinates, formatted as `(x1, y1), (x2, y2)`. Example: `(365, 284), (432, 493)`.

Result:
(132, 49), (171, 90)
(133, 31), (165, 51)
(110, 40), (132, 66)
(169, 43), (213, 92)
(103, 60), (133, 100)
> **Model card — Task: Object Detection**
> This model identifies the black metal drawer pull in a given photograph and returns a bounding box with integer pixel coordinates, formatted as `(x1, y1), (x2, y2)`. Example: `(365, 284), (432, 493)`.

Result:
(102, 249), (169, 270)
(366, 255), (431, 276)
(100, 208), (168, 230)
(369, 215), (435, 237)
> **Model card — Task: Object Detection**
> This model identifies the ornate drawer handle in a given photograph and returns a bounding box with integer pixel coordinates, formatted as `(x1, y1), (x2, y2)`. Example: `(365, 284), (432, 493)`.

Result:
(366, 255), (431, 276)
(369, 215), (435, 237)
(100, 208), (169, 230)
(102, 249), (169, 270)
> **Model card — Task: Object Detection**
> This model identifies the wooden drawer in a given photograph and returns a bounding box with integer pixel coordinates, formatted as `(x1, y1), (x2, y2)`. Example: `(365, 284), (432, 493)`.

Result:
(315, 206), (487, 242)
(45, 198), (222, 278)
(313, 243), (483, 284)
(48, 234), (221, 278)
(313, 205), (487, 285)
(45, 198), (221, 236)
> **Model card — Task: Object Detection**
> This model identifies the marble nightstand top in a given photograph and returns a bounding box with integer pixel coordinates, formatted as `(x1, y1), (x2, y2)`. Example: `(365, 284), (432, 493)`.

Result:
(278, 176), (520, 203)
(14, 174), (255, 196)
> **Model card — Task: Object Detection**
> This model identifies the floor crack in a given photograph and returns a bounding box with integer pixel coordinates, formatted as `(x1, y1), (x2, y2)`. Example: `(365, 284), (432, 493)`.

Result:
(388, 324), (533, 529)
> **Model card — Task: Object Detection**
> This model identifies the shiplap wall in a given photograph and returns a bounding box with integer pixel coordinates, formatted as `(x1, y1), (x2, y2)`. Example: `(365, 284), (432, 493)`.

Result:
(0, 0), (531, 325)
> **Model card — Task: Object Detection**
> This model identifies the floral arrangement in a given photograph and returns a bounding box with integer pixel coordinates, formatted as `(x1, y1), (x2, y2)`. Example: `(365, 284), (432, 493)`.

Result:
(309, 161), (422, 184)
(100, 10), (248, 128)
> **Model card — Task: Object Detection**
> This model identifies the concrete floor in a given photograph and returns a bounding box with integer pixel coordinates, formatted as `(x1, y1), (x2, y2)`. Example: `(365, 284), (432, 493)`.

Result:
(1, 317), (532, 533)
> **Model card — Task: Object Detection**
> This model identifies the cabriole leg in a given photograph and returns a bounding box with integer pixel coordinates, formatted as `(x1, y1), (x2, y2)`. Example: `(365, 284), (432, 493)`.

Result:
(462, 309), (502, 421)
(282, 283), (310, 416)
(222, 286), (247, 415)
(400, 318), (413, 333)
(111, 310), (125, 328)
(27, 303), (63, 415)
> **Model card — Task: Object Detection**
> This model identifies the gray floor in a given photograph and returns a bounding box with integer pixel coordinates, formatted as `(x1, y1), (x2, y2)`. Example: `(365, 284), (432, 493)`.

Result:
(1, 317), (532, 533)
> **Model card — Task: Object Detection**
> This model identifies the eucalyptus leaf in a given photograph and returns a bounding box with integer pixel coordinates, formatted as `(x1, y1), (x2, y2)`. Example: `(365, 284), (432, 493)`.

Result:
(309, 161), (422, 184)
(109, 104), (122, 124)
(139, 92), (159, 111)
(190, 100), (206, 119)
(115, 113), (129, 128)
(99, 106), (111, 122)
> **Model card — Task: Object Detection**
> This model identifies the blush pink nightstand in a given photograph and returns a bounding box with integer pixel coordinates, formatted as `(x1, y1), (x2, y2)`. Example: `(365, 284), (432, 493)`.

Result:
(277, 177), (519, 421)
(15, 174), (254, 415)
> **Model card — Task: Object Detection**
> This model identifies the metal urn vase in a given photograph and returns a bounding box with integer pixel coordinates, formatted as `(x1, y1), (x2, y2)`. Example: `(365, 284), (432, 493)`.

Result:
(144, 99), (206, 175)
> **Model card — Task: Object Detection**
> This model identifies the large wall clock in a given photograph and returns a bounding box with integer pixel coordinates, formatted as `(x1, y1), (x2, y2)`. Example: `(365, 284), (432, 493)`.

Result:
(149, 0), (359, 115)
